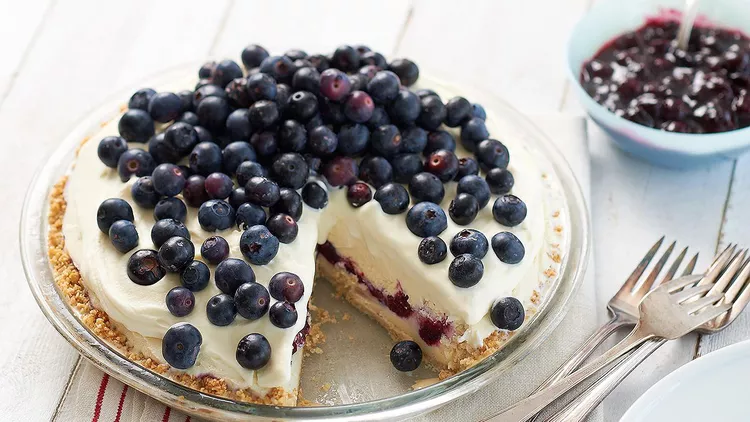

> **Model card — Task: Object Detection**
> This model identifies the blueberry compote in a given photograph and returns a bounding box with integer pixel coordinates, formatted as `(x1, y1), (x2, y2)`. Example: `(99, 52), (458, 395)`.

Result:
(581, 19), (750, 133)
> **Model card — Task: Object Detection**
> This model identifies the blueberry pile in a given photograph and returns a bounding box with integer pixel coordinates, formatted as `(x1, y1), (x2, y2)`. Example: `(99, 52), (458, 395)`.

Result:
(94, 43), (532, 371)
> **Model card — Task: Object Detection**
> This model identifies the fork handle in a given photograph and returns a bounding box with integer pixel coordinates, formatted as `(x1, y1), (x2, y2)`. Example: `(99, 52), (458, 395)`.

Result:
(546, 338), (667, 422)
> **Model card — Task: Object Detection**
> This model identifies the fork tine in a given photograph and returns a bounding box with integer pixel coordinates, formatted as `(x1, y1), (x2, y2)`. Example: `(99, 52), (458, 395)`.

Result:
(691, 302), (732, 323)
(724, 257), (750, 303)
(700, 245), (737, 286)
(727, 262), (750, 320)
(634, 241), (676, 296)
(673, 284), (713, 303)
(706, 249), (747, 298)
(620, 237), (665, 292)
(681, 253), (699, 277)
(664, 274), (703, 292)
(683, 293), (724, 314)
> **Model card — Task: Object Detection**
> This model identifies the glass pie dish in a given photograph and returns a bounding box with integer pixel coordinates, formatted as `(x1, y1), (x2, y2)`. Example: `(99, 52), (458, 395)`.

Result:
(20, 64), (591, 421)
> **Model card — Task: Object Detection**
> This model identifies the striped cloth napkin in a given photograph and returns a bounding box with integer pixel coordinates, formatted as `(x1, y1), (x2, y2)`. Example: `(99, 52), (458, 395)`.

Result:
(53, 116), (598, 422)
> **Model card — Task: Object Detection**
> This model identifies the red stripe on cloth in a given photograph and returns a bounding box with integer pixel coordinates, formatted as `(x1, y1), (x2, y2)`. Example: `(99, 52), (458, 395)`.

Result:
(161, 407), (171, 422)
(91, 373), (110, 422)
(114, 384), (128, 422)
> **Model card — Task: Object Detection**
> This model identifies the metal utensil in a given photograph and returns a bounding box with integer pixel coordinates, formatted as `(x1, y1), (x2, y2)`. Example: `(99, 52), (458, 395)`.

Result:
(676, 0), (702, 50)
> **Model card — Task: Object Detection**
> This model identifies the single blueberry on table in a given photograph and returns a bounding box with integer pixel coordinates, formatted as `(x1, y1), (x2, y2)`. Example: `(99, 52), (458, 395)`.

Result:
(472, 103), (487, 120)
(449, 254), (484, 288)
(302, 182), (329, 209)
(152, 163), (186, 197)
(189, 142), (223, 177)
(236, 333), (271, 370)
(215, 258), (255, 295)
(158, 236), (195, 272)
(269, 272), (305, 303)
(493, 195), (527, 227)
(347, 182), (373, 208)
(236, 202), (267, 230)
(127, 249), (166, 286)
(406, 202), (448, 237)
(367, 71), (401, 104)
(118, 109), (155, 143)
(151, 218), (190, 248)
(455, 157), (480, 181)
(449, 193), (480, 226)
(259, 55), (296, 84)
(387, 89), (421, 125)
(166, 286), (195, 317)
(391, 153), (423, 184)
(490, 297), (525, 330)
(148, 92), (183, 123)
(97, 198), (134, 234)
(128, 88), (156, 111)
(319, 68), (351, 101)
(424, 130), (456, 155)
(250, 131), (279, 159)
(245, 176), (281, 207)
(196, 95), (231, 132)
(444, 96), (472, 127)
(198, 199), (236, 231)
(308, 125), (338, 156)
(271, 153), (309, 190)
(408, 172), (445, 204)
(182, 175), (209, 208)
(206, 294), (237, 326)
(390, 340), (422, 372)
(164, 121), (200, 156)
(267, 213), (298, 244)
(337, 123), (369, 156)
(457, 174), (491, 209)
(418, 236), (448, 265)
(180, 260), (210, 292)
(278, 120), (307, 153)
(450, 229), (489, 259)
(245, 73), (277, 103)
(370, 125), (402, 158)
(148, 133), (181, 164)
(416, 95), (447, 131)
(241, 44), (269, 69)
(97, 136), (128, 168)
(476, 139), (510, 170)
(373, 183), (409, 214)
(109, 220), (139, 253)
(344, 91), (375, 123)
(225, 109), (253, 140)
(131, 176), (161, 208)
(271, 188), (303, 221)
(117, 148), (156, 182)
(359, 156), (393, 188)
(424, 149), (459, 182)
(240, 225), (280, 265)
(460, 117), (490, 146)
(323, 156), (358, 187)
(492, 232), (525, 264)
(388, 58), (420, 86)
(287, 91), (318, 122)
(201, 235), (230, 265)
(162, 322), (202, 369)
(269, 301), (298, 329)
(486, 168), (515, 195)
(234, 282), (270, 320)
(154, 197), (187, 222)
(204, 172), (234, 200)
(211, 59), (243, 88)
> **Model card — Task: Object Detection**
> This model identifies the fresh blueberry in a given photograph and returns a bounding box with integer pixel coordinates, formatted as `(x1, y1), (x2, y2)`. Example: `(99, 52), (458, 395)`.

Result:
(357, 63), (381, 81)
(234, 282), (270, 320)
(371, 125), (402, 158)
(337, 123), (369, 156)
(267, 213), (298, 243)
(374, 183), (409, 214)
(148, 92), (183, 123)
(416, 95), (447, 131)
(425, 149), (459, 182)
(390, 340), (422, 372)
(154, 197), (187, 222)
(215, 258), (255, 295)
(308, 126), (338, 156)
(449, 254), (484, 288)
(472, 103), (487, 120)
(166, 286), (195, 317)
(127, 249), (166, 285)
(236, 333), (271, 370)
(198, 61), (215, 78)
(240, 225), (280, 265)
(450, 229), (489, 259)
(418, 236), (447, 265)
(486, 168), (515, 195)
(245, 73), (277, 103)
(259, 55), (296, 84)
(198, 199), (235, 231)
(271, 153), (309, 189)
(444, 97), (472, 127)
(360, 50), (387, 68)
(250, 131), (278, 159)
(117, 148), (156, 182)
(331, 45), (360, 72)
(205, 172), (234, 199)
(245, 176), (280, 207)
(148, 133), (181, 164)
(278, 120), (307, 152)
(211, 59), (243, 88)
(493, 195), (527, 227)
(306, 114), (324, 131)
(128, 88), (156, 111)
(196, 96), (231, 132)
(366, 106), (390, 130)
(157, 236), (194, 272)
(347, 182), (372, 208)
(180, 260), (210, 292)
(271, 188), (303, 221)
(182, 175), (209, 207)
(177, 111), (200, 126)
(225, 77), (251, 108)
(301, 182), (328, 209)
(193, 83), (227, 109)
(400, 128), (427, 155)
(367, 71), (400, 104)
(241, 44), (269, 68)
(424, 130), (456, 155)
(131, 176), (161, 208)
(406, 202), (448, 237)
(359, 156), (393, 188)
(235, 160), (266, 187)
(189, 142), (222, 176)
(408, 172), (444, 204)
(415, 89), (439, 99)
(457, 174), (491, 208)
(343, 91), (375, 123)
(455, 157), (480, 181)
(119, 109), (155, 143)
(292, 66), (320, 93)
(97, 198), (134, 234)
(177, 90), (193, 112)
(108, 220), (139, 253)
(162, 323), (202, 369)
(391, 153), (423, 184)
(287, 91), (318, 122)
(460, 117), (490, 147)
(283, 49), (307, 61)
(388, 58), (419, 86)
(151, 218), (190, 248)
(268, 272), (305, 303)
(490, 297), (525, 330)
(164, 122), (200, 156)
(225, 109), (253, 140)
(152, 163), (186, 197)
(222, 141), (256, 175)
(97, 136), (128, 168)
(323, 156), (358, 187)
(275, 83), (292, 113)
(248, 100), (279, 129)
(449, 193), (480, 226)
(228, 187), (249, 209)
(319, 68), (351, 101)
(387, 89), (421, 125)
(307, 54), (330, 72)
(492, 232), (525, 264)
(206, 294), (237, 326)
(200, 235), (230, 265)
(269, 301), (298, 328)
(476, 139), (510, 170)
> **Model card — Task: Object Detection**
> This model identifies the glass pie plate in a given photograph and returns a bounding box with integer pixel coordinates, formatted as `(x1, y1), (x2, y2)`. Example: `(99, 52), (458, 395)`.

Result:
(20, 64), (591, 421)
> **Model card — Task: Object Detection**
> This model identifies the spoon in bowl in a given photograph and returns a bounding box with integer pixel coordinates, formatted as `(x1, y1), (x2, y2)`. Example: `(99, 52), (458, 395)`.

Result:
(676, 0), (702, 50)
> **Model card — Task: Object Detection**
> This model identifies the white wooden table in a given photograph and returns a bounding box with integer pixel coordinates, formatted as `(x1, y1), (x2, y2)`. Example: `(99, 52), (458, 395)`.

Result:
(1, 1), (748, 421)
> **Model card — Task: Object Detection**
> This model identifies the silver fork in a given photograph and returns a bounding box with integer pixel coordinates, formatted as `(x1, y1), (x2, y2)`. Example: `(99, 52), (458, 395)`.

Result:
(489, 272), (731, 422)
(547, 245), (749, 422)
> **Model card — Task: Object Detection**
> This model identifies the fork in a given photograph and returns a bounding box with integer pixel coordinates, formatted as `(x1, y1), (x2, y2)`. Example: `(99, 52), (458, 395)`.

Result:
(488, 272), (731, 422)
(547, 246), (750, 422)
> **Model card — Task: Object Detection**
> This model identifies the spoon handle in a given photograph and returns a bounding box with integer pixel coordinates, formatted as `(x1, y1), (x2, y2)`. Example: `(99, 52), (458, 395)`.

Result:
(676, 0), (702, 51)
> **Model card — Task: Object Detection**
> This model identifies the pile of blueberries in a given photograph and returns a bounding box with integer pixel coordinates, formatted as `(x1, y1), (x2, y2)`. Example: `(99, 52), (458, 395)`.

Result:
(94, 43), (529, 372)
